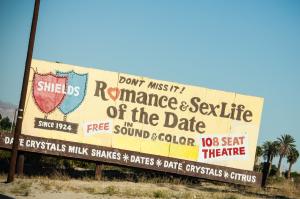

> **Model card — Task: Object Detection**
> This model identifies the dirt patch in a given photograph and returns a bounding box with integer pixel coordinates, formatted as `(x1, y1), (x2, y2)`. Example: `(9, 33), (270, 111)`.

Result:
(0, 174), (298, 199)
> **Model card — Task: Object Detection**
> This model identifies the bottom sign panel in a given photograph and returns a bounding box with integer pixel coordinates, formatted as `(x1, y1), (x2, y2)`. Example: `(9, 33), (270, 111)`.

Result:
(0, 132), (261, 186)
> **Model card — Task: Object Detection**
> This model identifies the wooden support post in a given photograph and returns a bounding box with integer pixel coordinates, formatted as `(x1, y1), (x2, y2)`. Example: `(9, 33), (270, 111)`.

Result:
(17, 153), (25, 177)
(95, 162), (103, 180)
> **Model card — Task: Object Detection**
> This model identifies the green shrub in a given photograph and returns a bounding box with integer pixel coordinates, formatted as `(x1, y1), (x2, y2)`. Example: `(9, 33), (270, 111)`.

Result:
(153, 190), (170, 198)
(0, 150), (11, 160)
(104, 186), (118, 196)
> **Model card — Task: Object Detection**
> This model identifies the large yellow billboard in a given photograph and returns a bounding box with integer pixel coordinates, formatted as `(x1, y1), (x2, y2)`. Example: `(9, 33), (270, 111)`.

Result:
(21, 59), (263, 171)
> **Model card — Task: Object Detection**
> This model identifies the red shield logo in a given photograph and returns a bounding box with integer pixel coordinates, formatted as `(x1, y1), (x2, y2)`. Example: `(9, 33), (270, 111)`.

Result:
(33, 73), (67, 114)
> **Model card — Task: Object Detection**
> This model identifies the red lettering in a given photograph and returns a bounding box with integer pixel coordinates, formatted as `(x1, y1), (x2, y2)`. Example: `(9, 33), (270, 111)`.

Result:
(202, 147), (246, 159)
(240, 147), (245, 155)
(87, 124), (93, 133)
(202, 149), (208, 159)
(233, 147), (239, 155)
(86, 122), (110, 133)
(221, 136), (245, 146)
(93, 124), (98, 131)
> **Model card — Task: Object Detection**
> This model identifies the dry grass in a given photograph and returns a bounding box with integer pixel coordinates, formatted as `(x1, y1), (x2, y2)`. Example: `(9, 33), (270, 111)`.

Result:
(9, 181), (32, 196)
(0, 174), (299, 199)
(265, 178), (300, 198)
(48, 170), (71, 181)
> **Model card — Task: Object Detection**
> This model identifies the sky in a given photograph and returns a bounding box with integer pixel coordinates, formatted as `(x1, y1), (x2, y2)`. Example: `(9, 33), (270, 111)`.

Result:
(0, 0), (300, 171)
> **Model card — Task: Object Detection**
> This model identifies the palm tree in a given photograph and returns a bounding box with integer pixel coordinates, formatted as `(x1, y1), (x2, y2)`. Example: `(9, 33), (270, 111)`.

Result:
(287, 147), (299, 179)
(262, 141), (279, 175)
(254, 146), (263, 170)
(276, 134), (296, 176)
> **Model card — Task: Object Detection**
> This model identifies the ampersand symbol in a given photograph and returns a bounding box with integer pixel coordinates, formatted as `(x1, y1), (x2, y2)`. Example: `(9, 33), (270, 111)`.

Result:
(179, 101), (189, 111)
(151, 133), (157, 141)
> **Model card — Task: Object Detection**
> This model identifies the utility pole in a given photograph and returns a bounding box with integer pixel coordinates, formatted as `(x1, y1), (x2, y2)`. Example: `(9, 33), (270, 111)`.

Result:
(7, 0), (40, 183)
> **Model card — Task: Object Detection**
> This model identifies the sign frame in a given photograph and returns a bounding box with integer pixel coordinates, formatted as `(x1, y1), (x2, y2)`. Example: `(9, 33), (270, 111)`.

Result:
(0, 132), (262, 186)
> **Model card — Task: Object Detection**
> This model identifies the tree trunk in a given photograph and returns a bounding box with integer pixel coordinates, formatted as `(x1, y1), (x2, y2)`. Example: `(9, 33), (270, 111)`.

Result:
(287, 163), (293, 179)
(255, 156), (258, 166)
(254, 156), (259, 170)
(268, 160), (272, 176)
(267, 156), (272, 176)
(276, 155), (283, 176)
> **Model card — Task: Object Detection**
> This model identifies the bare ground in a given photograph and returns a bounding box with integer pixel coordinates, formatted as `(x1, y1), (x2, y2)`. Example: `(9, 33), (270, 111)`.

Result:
(0, 174), (299, 199)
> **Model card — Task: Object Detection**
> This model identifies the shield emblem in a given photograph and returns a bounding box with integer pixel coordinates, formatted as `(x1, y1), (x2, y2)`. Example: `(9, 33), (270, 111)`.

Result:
(56, 71), (88, 115)
(33, 73), (67, 114)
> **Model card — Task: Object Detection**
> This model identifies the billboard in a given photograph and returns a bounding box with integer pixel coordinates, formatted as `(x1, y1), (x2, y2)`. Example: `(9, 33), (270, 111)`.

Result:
(0, 59), (264, 186)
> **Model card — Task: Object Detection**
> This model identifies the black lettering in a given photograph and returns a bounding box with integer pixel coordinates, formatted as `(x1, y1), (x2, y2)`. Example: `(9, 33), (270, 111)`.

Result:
(164, 112), (178, 128)
(220, 102), (230, 118)
(148, 94), (159, 106)
(243, 110), (252, 122)
(120, 89), (137, 103)
(94, 80), (108, 101)
(208, 104), (219, 116)
(195, 121), (206, 133)
(158, 95), (168, 108)
(148, 82), (157, 89)
(199, 102), (209, 115)
(163, 84), (168, 91)
(189, 97), (200, 113)
(149, 114), (159, 126)
(114, 125), (120, 134)
(187, 138), (195, 146)
(168, 97), (178, 110)
(136, 92), (147, 105)
(119, 76), (126, 83)
(131, 78), (139, 86)
(178, 118), (189, 131)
